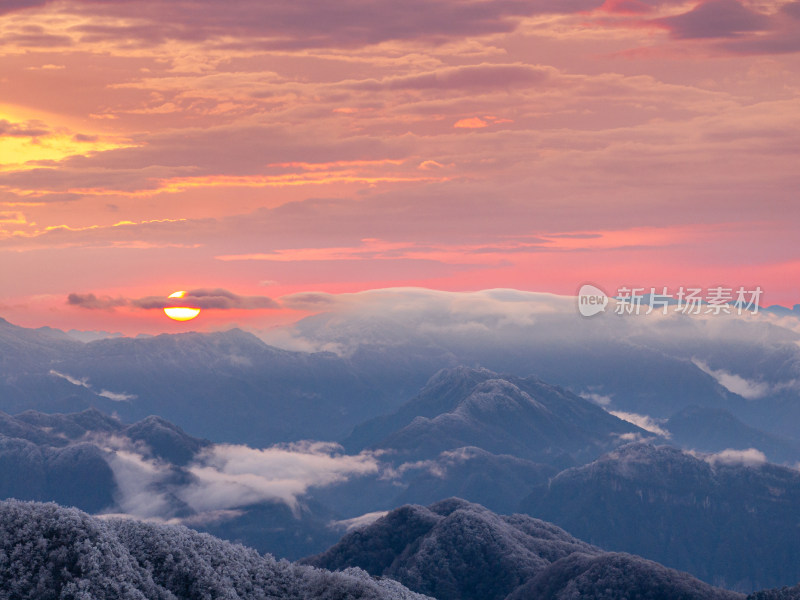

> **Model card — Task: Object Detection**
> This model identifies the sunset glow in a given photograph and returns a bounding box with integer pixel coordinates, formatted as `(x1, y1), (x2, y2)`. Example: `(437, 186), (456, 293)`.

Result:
(163, 290), (201, 321)
(164, 307), (201, 322)
(0, 0), (797, 334)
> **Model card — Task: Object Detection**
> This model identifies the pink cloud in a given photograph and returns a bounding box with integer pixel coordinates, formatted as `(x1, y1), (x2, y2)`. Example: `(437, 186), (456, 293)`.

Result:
(598, 0), (655, 14)
(351, 64), (552, 91)
(0, 0), (798, 335)
(656, 0), (770, 39)
(0, 119), (49, 137)
(1, 0), (605, 50)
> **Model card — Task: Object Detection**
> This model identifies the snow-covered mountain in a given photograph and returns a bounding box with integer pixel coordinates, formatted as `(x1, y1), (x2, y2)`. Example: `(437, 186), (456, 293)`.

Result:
(0, 500), (431, 600)
(0, 319), (389, 446)
(0, 408), (206, 513)
(267, 289), (800, 442)
(666, 405), (800, 465)
(4, 311), (800, 452)
(303, 498), (742, 600)
(520, 443), (800, 592)
(346, 367), (647, 466)
(0, 408), (352, 559)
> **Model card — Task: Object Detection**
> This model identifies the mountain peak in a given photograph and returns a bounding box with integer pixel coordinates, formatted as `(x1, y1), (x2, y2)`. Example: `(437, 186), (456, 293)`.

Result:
(124, 415), (208, 465)
(459, 379), (548, 415)
(365, 368), (640, 465)
(428, 366), (499, 385)
(426, 497), (488, 517)
(521, 439), (800, 591)
(305, 499), (737, 600)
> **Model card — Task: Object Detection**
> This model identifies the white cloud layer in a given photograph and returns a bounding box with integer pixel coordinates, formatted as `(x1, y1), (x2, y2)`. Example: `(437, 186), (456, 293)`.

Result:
(49, 369), (90, 388)
(580, 392), (613, 407)
(266, 288), (800, 357)
(692, 359), (772, 400)
(609, 411), (671, 438)
(105, 448), (175, 518)
(330, 511), (389, 532)
(703, 448), (768, 468)
(100, 437), (379, 520)
(182, 441), (379, 513)
(49, 369), (136, 402)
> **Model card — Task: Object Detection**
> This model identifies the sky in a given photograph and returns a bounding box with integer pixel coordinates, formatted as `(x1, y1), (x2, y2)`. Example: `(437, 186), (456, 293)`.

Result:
(0, 0), (798, 334)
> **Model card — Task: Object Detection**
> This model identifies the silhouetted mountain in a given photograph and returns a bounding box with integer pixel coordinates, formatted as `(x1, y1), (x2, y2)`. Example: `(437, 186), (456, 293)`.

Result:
(55, 327), (124, 343)
(345, 367), (645, 467)
(666, 405), (800, 465)
(59, 328), (386, 445)
(304, 498), (742, 600)
(520, 443), (800, 592)
(42, 443), (117, 512)
(0, 500), (432, 600)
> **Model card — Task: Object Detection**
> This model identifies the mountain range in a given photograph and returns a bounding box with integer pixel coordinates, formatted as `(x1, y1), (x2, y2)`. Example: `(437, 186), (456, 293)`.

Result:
(520, 443), (800, 591)
(344, 366), (645, 467)
(5, 312), (800, 452)
(267, 292), (800, 443)
(303, 498), (742, 600)
(0, 408), (204, 513)
(0, 318), (384, 446)
(4, 315), (800, 594)
(4, 497), (796, 600)
(4, 365), (800, 589)
(0, 407), (350, 559)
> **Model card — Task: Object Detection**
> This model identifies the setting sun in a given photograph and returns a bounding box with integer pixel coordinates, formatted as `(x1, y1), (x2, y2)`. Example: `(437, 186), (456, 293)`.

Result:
(164, 290), (201, 321)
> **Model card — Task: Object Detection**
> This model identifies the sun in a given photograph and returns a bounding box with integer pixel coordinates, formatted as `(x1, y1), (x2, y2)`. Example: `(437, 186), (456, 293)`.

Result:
(164, 290), (201, 321)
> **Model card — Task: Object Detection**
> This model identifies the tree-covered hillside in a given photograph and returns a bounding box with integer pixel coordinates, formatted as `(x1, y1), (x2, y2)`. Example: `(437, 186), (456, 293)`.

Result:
(304, 498), (742, 600)
(0, 500), (432, 600)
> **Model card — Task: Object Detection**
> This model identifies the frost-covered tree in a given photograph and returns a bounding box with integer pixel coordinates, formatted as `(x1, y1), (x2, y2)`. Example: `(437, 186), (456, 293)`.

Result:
(0, 500), (432, 600)
(305, 498), (744, 600)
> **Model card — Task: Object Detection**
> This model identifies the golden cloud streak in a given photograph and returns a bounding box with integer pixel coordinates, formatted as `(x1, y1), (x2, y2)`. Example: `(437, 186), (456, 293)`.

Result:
(157, 171), (447, 193)
(1, 169), (447, 200)
(267, 159), (406, 171)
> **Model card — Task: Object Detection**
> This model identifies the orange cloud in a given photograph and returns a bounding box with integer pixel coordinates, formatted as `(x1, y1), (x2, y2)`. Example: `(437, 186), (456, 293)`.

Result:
(1, 0), (798, 335)
(0, 105), (134, 172)
(453, 117), (488, 129)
